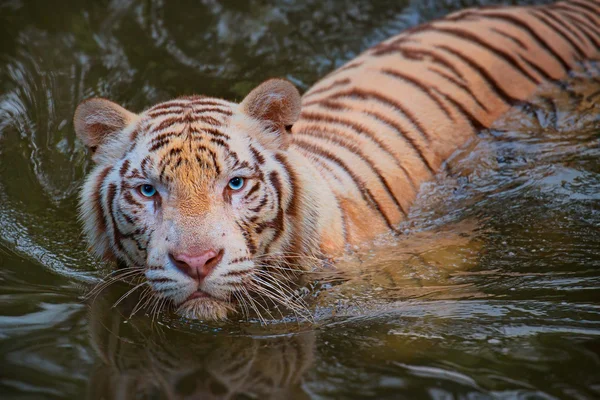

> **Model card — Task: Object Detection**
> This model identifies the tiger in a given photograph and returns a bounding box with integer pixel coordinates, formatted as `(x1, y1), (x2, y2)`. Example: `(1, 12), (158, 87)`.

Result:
(74, 0), (600, 321)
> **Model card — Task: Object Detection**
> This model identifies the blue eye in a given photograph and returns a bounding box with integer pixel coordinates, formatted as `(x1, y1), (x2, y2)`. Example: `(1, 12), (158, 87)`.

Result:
(139, 184), (157, 197)
(228, 177), (245, 191)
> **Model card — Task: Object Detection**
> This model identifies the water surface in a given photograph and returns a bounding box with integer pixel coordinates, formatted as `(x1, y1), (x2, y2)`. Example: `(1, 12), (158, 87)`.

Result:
(1, 0), (599, 399)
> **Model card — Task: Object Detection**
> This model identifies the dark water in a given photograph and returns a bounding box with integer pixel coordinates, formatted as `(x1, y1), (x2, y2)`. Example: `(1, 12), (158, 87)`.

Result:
(1, 0), (600, 399)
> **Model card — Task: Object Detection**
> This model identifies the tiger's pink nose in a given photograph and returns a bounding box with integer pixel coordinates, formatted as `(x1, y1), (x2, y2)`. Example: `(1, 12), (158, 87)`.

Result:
(169, 249), (224, 281)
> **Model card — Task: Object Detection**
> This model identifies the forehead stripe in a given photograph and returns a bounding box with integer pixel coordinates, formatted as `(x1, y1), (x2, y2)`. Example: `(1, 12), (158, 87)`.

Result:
(148, 101), (189, 111)
(152, 117), (186, 133)
(196, 115), (222, 126)
(192, 107), (233, 116)
(190, 126), (230, 139)
(189, 99), (231, 107)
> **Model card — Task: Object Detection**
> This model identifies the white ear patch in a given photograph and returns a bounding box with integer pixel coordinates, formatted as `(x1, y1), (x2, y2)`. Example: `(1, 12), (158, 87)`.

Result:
(74, 98), (138, 162)
(240, 79), (301, 128)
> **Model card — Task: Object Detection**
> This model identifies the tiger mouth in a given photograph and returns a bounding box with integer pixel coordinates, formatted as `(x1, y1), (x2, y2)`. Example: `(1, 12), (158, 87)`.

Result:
(177, 290), (236, 320)
(181, 289), (236, 306)
(184, 290), (217, 303)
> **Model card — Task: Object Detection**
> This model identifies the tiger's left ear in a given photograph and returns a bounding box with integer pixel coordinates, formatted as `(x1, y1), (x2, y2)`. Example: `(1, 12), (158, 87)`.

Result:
(74, 98), (138, 163)
(241, 79), (301, 135)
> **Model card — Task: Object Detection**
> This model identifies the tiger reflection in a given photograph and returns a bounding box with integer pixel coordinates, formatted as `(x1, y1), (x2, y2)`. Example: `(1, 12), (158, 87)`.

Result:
(86, 286), (315, 400)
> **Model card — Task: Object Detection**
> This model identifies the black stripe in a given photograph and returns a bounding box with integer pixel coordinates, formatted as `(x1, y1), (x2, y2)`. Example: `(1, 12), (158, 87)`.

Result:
(299, 109), (431, 180)
(380, 68), (457, 121)
(427, 66), (490, 112)
(531, 9), (586, 60)
(566, 0), (600, 17)
(540, 8), (592, 49)
(295, 130), (408, 217)
(299, 147), (349, 242)
(237, 221), (257, 254)
(146, 109), (182, 119)
(489, 27), (528, 50)
(140, 156), (151, 176)
(195, 148), (221, 175)
(120, 209), (136, 225)
(435, 44), (517, 103)
(244, 182), (261, 200)
(486, 26), (555, 81)
(274, 153), (300, 217)
(149, 131), (180, 152)
(153, 117), (184, 133)
(129, 127), (141, 143)
(193, 107), (233, 116)
(190, 126), (231, 140)
(516, 54), (554, 82)
(469, 11), (571, 73)
(158, 165), (171, 185)
(540, 10), (587, 48)
(431, 26), (542, 85)
(328, 89), (433, 143)
(195, 115), (222, 126)
(106, 183), (128, 258)
(304, 78), (351, 99)
(315, 103), (435, 178)
(167, 147), (182, 157)
(250, 196), (268, 213)
(209, 150), (221, 176)
(554, 8), (600, 50)
(209, 138), (230, 149)
(263, 171), (286, 252)
(125, 168), (144, 180)
(119, 160), (130, 177)
(189, 99), (232, 108)
(249, 145), (266, 165)
(93, 167), (112, 235)
(123, 191), (142, 208)
(148, 102), (188, 112)
(149, 138), (173, 153)
(375, 46), (467, 82)
(553, 3), (598, 26)
(302, 149), (344, 179)
(415, 77), (487, 130)
(293, 139), (399, 232)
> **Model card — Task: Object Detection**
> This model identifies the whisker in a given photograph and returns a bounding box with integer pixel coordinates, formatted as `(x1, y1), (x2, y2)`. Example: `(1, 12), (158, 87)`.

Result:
(86, 269), (145, 300)
(113, 281), (148, 308)
(130, 287), (155, 317)
(241, 286), (269, 325)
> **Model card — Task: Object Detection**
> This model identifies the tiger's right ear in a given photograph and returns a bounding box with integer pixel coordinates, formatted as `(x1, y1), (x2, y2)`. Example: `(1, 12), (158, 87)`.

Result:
(74, 98), (138, 163)
(241, 79), (301, 129)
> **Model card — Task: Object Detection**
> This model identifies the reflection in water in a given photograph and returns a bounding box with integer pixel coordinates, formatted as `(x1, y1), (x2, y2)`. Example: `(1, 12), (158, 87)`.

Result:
(87, 286), (315, 399)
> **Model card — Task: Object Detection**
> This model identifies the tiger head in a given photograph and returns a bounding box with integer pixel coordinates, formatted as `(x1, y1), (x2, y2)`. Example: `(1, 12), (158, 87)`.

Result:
(75, 79), (324, 320)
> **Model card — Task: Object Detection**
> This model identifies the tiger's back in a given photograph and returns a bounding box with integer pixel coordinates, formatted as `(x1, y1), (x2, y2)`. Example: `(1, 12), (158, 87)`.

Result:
(292, 0), (600, 245)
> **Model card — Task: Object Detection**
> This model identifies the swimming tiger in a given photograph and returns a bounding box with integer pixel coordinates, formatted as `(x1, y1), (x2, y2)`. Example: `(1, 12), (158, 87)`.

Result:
(74, 0), (600, 320)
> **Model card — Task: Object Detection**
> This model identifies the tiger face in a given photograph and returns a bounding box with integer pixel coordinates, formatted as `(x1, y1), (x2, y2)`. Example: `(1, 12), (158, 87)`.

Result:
(75, 80), (316, 320)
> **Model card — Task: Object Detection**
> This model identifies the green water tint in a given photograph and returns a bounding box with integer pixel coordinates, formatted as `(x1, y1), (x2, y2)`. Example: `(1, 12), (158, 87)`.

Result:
(1, 0), (599, 398)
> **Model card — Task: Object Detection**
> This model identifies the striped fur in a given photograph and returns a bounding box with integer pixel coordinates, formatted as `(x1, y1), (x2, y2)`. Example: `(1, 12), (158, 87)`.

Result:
(75, 0), (600, 320)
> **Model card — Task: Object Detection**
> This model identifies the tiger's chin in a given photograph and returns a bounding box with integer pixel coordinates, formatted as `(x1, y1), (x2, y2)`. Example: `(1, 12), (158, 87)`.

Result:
(176, 296), (236, 321)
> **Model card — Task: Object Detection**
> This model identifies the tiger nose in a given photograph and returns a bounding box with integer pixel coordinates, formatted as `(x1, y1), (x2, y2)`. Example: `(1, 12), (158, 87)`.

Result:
(169, 249), (224, 281)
